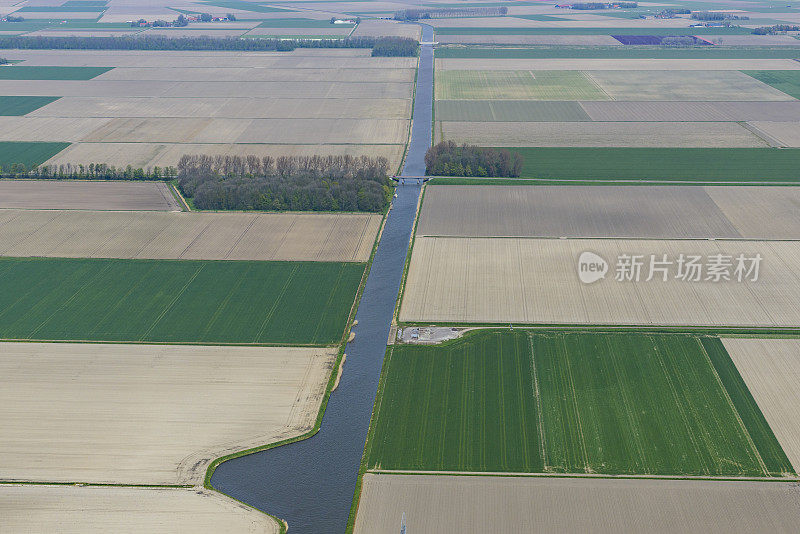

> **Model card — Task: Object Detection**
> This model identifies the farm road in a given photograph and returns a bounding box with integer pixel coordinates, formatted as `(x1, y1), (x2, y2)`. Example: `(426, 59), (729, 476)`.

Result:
(210, 24), (433, 533)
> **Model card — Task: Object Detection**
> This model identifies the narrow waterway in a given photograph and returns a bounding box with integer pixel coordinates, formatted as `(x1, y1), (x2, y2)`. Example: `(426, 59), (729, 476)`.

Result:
(211, 24), (434, 533)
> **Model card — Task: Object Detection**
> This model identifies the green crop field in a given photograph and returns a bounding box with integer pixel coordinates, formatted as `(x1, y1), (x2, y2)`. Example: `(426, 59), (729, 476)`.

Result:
(200, 0), (291, 13)
(434, 26), (752, 35)
(496, 147), (800, 181)
(743, 70), (800, 99)
(365, 331), (792, 476)
(0, 66), (113, 80)
(435, 100), (590, 122)
(0, 141), (69, 168)
(436, 70), (608, 100)
(0, 96), (60, 116)
(0, 257), (363, 345)
(435, 46), (800, 59)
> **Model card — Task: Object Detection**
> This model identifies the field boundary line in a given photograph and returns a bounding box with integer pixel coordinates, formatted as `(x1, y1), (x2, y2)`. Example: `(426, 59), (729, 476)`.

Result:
(740, 121), (784, 148)
(527, 334), (548, 470)
(699, 339), (770, 476)
(583, 71), (614, 101)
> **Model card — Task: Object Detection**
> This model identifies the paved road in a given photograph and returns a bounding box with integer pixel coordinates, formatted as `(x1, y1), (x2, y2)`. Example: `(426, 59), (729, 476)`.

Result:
(211, 24), (434, 533)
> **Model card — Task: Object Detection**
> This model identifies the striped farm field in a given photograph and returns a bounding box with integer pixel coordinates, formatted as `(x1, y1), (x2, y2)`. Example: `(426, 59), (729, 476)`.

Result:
(504, 147), (800, 181)
(365, 331), (792, 477)
(743, 70), (800, 99)
(0, 96), (60, 116)
(435, 70), (609, 100)
(435, 100), (591, 122)
(0, 141), (69, 168)
(0, 257), (364, 345)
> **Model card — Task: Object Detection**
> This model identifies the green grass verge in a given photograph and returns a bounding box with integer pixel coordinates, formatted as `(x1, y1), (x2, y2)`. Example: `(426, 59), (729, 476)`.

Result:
(0, 257), (364, 345)
(0, 96), (60, 116)
(0, 66), (112, 80)
(364, 331), (792, 477)
(743, 70), (800, 99)
(435, 26), (753, 35)
(435, 46), (800, 59)
(0, 141), (69, 168)
(499, 147), (800, 182)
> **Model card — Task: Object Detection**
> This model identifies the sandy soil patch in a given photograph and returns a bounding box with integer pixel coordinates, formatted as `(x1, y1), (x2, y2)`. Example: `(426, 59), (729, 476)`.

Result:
(0, 209), (381, 262)
(0, 180), (180, 211)
(589, 70), (796, 101)
(354, 474), (800, 534)
(723, 338), (800, 473)
(0, 117), (111, 142)
(746, 121), (800, 147)
(438, 121), (765, 147)
(416, 185), (800, 239)
(0, 485), (278, 534)
(0, 342), (336, 485)
(351, 20), (420, 39)
(400, 237), (800, 326)
(244, 27), (352, 36)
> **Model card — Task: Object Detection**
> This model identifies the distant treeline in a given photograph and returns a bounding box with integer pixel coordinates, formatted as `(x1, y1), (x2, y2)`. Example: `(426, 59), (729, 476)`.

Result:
(0, 162), (175, 180)
(0, 57), (7, 65)
(177, 154), (393, 212)
(661, 36), (700, 47)
(691, 11), (748, 20)
(753, 24), (800, 34)
(394, 6), (507, 20)
(425, 142), (522, 177)
(570, 2), (637, 10)
(0, 35), (381, 52)
(372, 37), (418, 57)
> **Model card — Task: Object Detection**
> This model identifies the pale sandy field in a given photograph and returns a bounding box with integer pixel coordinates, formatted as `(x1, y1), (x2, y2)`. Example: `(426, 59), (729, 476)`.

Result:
(400, 238), (800, 326)
(45, 142), (406, 171)
(723, 338), (800, 473)
(580, 101), (800, 122)
(244, 27), (353, 36)
(0, 485), (278, 534)
(436, 58), (800, 71)
(588, 70), (796, 101)
(93, 66), (415, 83)
(746, 121), (800, 147)
(354, 474), (800, 534)
(0, 209), (381, 262)
(0, 180), (180, 211)
(417, 185), (800, 239)
(29, 96), (411, 119)
(350, 20), (421, 39)
(438, 121), (766, 147)
(0, 342), (336, 485)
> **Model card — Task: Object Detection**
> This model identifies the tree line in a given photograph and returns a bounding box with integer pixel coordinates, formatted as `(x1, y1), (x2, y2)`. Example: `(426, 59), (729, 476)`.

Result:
(569, 2), (637, 10)
(0, 57), (7, 65)
(394, 7), (507, 20)
(0, 35), (417, 55)
(691, 11), (748, 20)
(176, 154), (393, 212)
(0, 162), (175, 180)
(753, 24), (800, 34)
(372, 37), (418, 57)
(425, 141), (523, 177)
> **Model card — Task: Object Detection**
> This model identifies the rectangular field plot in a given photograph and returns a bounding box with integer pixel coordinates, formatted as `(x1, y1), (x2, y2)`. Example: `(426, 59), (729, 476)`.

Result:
(0, 66), (113, 80)
(589, 70), (795, 101)
(0, 210), (381, 262)
(0, 486), (278, 534)
(0, 96), (60, 116)
(366, 331), (791, 476)
(0, 342), (336, 484)
(0, 258), (363, 344)
(416, 185), (800, 240)
(579, 101), (800, 122)
(723, 339), (800, 473)
(438, 121), (765, 147)
(435, 100), (590, 122)
(354, 475), (800, 534)
(502, 147), (800, 181)
(743, 70), (800, 99)
(0, 180), (180, 211)
(0, 141), (69, 168)
(399, 238), (800, 327)
(435, 70), (610, 100)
